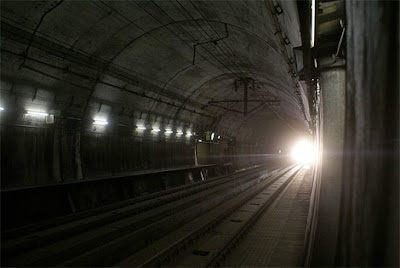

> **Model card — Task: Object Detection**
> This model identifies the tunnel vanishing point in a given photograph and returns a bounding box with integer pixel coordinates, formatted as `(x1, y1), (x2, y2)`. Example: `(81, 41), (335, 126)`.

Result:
(0, 0), (398, 267)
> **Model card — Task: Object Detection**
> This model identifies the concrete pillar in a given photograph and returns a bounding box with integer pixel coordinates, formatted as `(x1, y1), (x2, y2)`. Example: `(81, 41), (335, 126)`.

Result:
(311, 67), (345, 266)
(337, 1), (399, 266)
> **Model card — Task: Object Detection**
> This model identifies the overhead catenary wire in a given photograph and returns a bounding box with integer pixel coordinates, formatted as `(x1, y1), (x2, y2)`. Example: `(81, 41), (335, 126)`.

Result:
(173, 0), (299, 117)
(158, 0), (268, 116)
(186, 0), (275, 101)
(3, 2), (293, 101)
(186, 0), (294, 95)
(4, 0), (303, 127)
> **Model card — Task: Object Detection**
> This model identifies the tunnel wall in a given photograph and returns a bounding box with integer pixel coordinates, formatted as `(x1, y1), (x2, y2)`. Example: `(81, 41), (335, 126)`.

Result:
(1, 122), (267, 229)
(1, 126), (195, 188)
(1, 124), (271, 189)
(0, 0), (310, 189)
(80, 132), (194, 178)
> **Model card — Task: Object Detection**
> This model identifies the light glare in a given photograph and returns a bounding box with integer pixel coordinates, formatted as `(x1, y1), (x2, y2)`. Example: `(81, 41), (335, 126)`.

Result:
(291, 140), (317, 163)
(311, 0), (315, 48)
(93, 120), (108, 125)
(27, 111), (48, 117)
(137, 126), (146, 130)
(0, 107), (4, 111)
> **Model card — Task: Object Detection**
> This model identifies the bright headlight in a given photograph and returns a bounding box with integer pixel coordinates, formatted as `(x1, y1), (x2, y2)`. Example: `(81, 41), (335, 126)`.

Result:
(291, 140), (317, 163)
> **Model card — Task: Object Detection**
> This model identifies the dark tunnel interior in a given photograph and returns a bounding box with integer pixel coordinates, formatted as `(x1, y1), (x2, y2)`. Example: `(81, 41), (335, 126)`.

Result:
(0, 0), (398, 267)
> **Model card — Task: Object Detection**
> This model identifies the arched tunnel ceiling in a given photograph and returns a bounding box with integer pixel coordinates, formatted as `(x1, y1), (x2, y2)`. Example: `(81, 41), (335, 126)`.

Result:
(1, 0), (311, 139)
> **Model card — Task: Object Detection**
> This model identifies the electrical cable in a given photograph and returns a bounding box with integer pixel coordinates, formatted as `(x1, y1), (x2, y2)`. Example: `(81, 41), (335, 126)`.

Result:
(1, 16), (198, 94)
(132, 0), (241, 80)
(130, 0), (245, 118)
(183, 0), (256, 81)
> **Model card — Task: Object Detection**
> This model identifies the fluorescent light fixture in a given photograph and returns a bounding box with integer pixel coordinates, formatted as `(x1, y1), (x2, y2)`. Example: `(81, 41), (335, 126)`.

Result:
(177, 131), (183, 135)
(211, 132), (215, 140)
(152, 128), (161, 132)
(93, 119), (108, 125)
(311, 0), (315, 48)
(27, 111), (48, 116)
(137, 126), (146, 130)
(0, 107), (4, 111)
(186, 132), (192, 137)
(165, 130), (173, 134)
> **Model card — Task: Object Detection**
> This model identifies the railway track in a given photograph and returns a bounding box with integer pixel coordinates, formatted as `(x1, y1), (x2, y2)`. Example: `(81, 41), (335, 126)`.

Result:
(1, 162), (287, 267)
(116, 164), (302, 267)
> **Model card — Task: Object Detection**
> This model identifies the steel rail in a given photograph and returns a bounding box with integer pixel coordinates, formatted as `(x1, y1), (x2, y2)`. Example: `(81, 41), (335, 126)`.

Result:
(206, 166), (302, 267)
(2, 163), (284, 266)
(137, 165), (299, 267)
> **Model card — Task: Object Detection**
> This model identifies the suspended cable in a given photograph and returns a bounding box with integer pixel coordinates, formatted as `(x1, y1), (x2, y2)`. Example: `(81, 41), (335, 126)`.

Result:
(133, 0), (241, 80)
(176, 0), (251, 80)
(187, 0), (262, 83)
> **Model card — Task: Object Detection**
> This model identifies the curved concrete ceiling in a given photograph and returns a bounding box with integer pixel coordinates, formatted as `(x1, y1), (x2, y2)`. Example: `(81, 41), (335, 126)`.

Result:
(1, 0), (311, 139)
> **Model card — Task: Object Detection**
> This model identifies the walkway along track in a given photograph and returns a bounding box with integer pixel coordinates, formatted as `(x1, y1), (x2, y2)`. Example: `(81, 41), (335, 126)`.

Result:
(1, 162), (286, 267)
(116, 165), (302, 267)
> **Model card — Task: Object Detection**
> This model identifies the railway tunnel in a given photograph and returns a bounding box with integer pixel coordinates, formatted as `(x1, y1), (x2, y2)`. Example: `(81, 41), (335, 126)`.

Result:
(0, 0), (398, 267)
